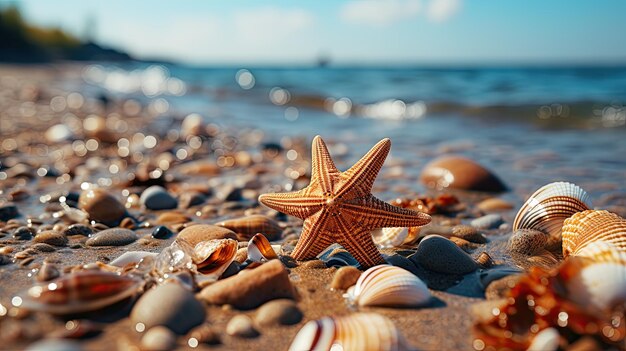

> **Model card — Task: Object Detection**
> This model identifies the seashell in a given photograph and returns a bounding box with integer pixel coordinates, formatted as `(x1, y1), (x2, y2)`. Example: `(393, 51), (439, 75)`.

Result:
(564, 241), (626, 312)
(247, 233), (278, 262)
(216, 215), (283, 241)
(18, 271), (143, 315)
(192, 239), (238, 276)
(562, 210), (626, 257)
(346, 265), (431, 308)
(513, 182), (591, 241)
(177, 224), (237, 246)
(110, 251), (159, 268)
(288, 312), (415, 351)
(476, 252), (495, 268)
(372, 227), (408, 248)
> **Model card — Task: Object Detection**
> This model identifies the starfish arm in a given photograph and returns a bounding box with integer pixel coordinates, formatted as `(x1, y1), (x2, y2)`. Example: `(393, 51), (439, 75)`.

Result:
(343, 196), (431, 229)
(258, 189), (324, 219)
(335, 138), (391, 199)
(334, 214), (385, 268)
(311, 135), (340, 194)
(291, 210), (335, 260)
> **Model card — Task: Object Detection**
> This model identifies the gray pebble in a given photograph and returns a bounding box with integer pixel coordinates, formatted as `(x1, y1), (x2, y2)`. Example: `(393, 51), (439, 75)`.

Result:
(470, 214), (504, 230)
(140, 186), (178, 210)
(410, 235), (478, 274)
(226, 315), (259, 338)
(141, 326), (177, 351)
(13, 226), (34, 240)
(0, 204), (19, 221)
(255, 299), (302, 327)
(86, 228), (138, 247)
(63, 224), (93, 236)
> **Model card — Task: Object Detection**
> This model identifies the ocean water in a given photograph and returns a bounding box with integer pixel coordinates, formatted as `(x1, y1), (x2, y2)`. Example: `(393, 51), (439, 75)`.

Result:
(80, 63), (626, 202)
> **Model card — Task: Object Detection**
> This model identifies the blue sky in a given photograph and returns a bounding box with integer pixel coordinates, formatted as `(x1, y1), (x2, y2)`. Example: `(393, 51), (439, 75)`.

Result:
(12, 0), (626, 65)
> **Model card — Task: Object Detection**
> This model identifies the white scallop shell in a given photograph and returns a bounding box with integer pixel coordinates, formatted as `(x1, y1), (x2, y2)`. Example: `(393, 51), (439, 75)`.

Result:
(288, 313), (415, 351)
(346, 265), (431, 308)
(565, 241), (626, 312)
(372, 227), (409, 248)
(562, 210), (626, 257)
(513, 182), (591, 239)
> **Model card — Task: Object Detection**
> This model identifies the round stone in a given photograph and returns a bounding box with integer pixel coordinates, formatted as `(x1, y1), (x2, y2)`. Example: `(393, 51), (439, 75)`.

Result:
(410, 235), (478, 274)
(86, 228), (137, 247)
(330, 266), (362, 290)
(140, 186), (178, 210)
(420, 156), (507, 192)
(226, 315), (259, 338)
(255, 299), (303, 326)
(141, 326), (177, 351)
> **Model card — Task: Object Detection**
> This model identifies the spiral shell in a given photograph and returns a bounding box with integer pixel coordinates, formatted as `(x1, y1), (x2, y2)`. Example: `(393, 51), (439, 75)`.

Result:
(193, 239), (238, 276)
(346, 265), (431, 308)
(288, 313), (415, 351)
(247, 233), (279, 262)
(513, 182), (591, 240)
(216, 215), (283, 241)
(372, 227), (409, 248)
(562, 210), (626, 257)
(18, 271), (143, 315)
(564, 241), (626, 312)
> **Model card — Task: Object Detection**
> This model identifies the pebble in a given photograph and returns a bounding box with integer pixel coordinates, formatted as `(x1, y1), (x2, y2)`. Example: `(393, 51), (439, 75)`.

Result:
(178, 192), (207, 209)
(451, 225), (486, 243)
(78, 188), (127, 226)
(156, 212), (190, 225)
(420, 156), (507, 192)
(36, 262), (60, 282)
(177, 224), (237, 246)
(34, 231), (68, 246)
(216, 185), (243, 202)
(476, 197), (513, 212)
(507, 229), (548, 255)
(25, 339), (82, 351)
(110, 251), (158, 267)
(131, 283), (206, 334)
(278, 255), (298, 268)
(0, 254), (12, 265)
(410, 235), (478, 274)
(31, 243), (57, 252)
(86, 228), (138, 247)
(13, 226), (35, 240)
(226, 315), (259, 338)
(330, 266), (362, 290)
(470, 214), (504, 230)
(198, 260), (296, 309)
(140, 186), (178, 210)
(216, 215), (283, 241)
(255, 299), (302, 327)
(119, 217), (136, 229)
(187, 324), (221, 346)
(0, 204), (20, 221)
(449, 236), (477, 252)
(384, 254), (421, 276)
(151, 225), (174, 239)
(141, 326), (177, 351)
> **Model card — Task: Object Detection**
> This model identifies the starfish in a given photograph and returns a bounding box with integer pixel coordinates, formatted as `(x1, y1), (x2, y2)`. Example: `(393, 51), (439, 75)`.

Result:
(258, 135), (431, 268)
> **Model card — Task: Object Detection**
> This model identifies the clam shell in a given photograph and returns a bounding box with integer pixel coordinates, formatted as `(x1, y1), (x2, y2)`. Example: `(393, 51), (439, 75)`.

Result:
(562, 210), (626, 257)
(288, 312), (414, 351)
(216, 215), (283, 241)
(513, 182), (591, 240)
(372, 227), (409, 248)
(564, 241), (626, 312)
(247, 233), (278, 262)
(346, 265), (431, 308)
(193, 239), (238, 276)
(19, 271), (143, 315)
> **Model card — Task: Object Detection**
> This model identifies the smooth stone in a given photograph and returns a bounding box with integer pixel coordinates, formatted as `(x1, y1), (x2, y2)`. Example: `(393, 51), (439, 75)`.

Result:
(140, 186), (178, 210)
(255, 299), (302, 326)
(507, 229), (548, 255)
(451, 225), (487, 244)
(187, 324), (221, 345)
(26, 339), (82, 351)
(384, 254), (421, 276)
(78, 188), (127, 226)
(449, 236), (477, 252)
(420, 155), (507, 192)
(36, 262), (60, 282)
(13, 226), (34, 240)
(31, 243), (57, 253)
(410, 235), (478, 274)
(141, 326), (177, 351)
(152, 225), (174, 239)
(0, 254), (12, 265)
(110, 251), (158, 267)
(86, 228), (138, 247)
(33, 231), (68, 247)
(131, 283), (206, 335)
(177, 224), (237, 246)
(63, 224), (93, 236)
(0, 204), (19, 221)
(178, 192), (207, 209)
(470, 214), (504, 230)
(330, 266), (362, 290)
(156, 212), (190, 225)
(198, 260), (296, 309)
(226, 315), (259, 338)
(476, 197), (513, 212)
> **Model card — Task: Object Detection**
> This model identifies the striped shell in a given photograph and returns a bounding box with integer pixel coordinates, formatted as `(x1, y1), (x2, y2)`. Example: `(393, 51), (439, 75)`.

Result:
(18, 271), (143, 315)
(346, 265), (431, 308)
(513, 182), (591, 240)
(288, 313), (415, 351)
(193, 239), (238, 276)
(562, 210), (626, 257)
(216, 215), (283, 241)
(372, 227), (409, 248)
(247, 233), (279, 262)
(564, 241), (626, 312)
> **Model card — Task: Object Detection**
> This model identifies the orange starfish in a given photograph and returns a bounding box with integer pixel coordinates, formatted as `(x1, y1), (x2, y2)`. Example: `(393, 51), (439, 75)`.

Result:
(259, 136), (431, 268)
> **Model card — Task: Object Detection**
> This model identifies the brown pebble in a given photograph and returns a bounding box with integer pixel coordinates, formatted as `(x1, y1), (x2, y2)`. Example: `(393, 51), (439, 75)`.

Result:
(485, 275), (521, 300)
(476, 197), (514, 212)
(34, 231), (68, 247)
(177, 224), (237, 246)
(330, 266), (362, 290)
(78, 188), (127, 226)
(86, 228), (138, 247)
(0, 246), (14, 254)
(420, 156), (507, 192)
(476, 252), (495, 268)
(302, 260), (327, 269)
(19, 257), (35, 267)
(141, 326), (177, 351)
(187, 324), (221, 346)
(14, 249), (35, 260)
(119, 217), (136, 229)
(156, 212), (190, 225)
(198, 260), (296, 309)
(449, 236), (477, 252)
(255, 299), (303, 326)
(451, 225), (487, 244)
(37, 262), (60, 282)
(226, 315), (259, 338)
(31, 243), (57, 253)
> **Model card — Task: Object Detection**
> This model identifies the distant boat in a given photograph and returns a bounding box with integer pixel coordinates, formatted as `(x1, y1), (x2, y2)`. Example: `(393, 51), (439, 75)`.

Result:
(317, 55), (331, 68)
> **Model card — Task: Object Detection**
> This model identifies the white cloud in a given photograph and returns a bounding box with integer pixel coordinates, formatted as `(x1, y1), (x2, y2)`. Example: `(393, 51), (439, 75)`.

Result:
(340, 0), (422, 27)
(427, 0), (461, 22)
